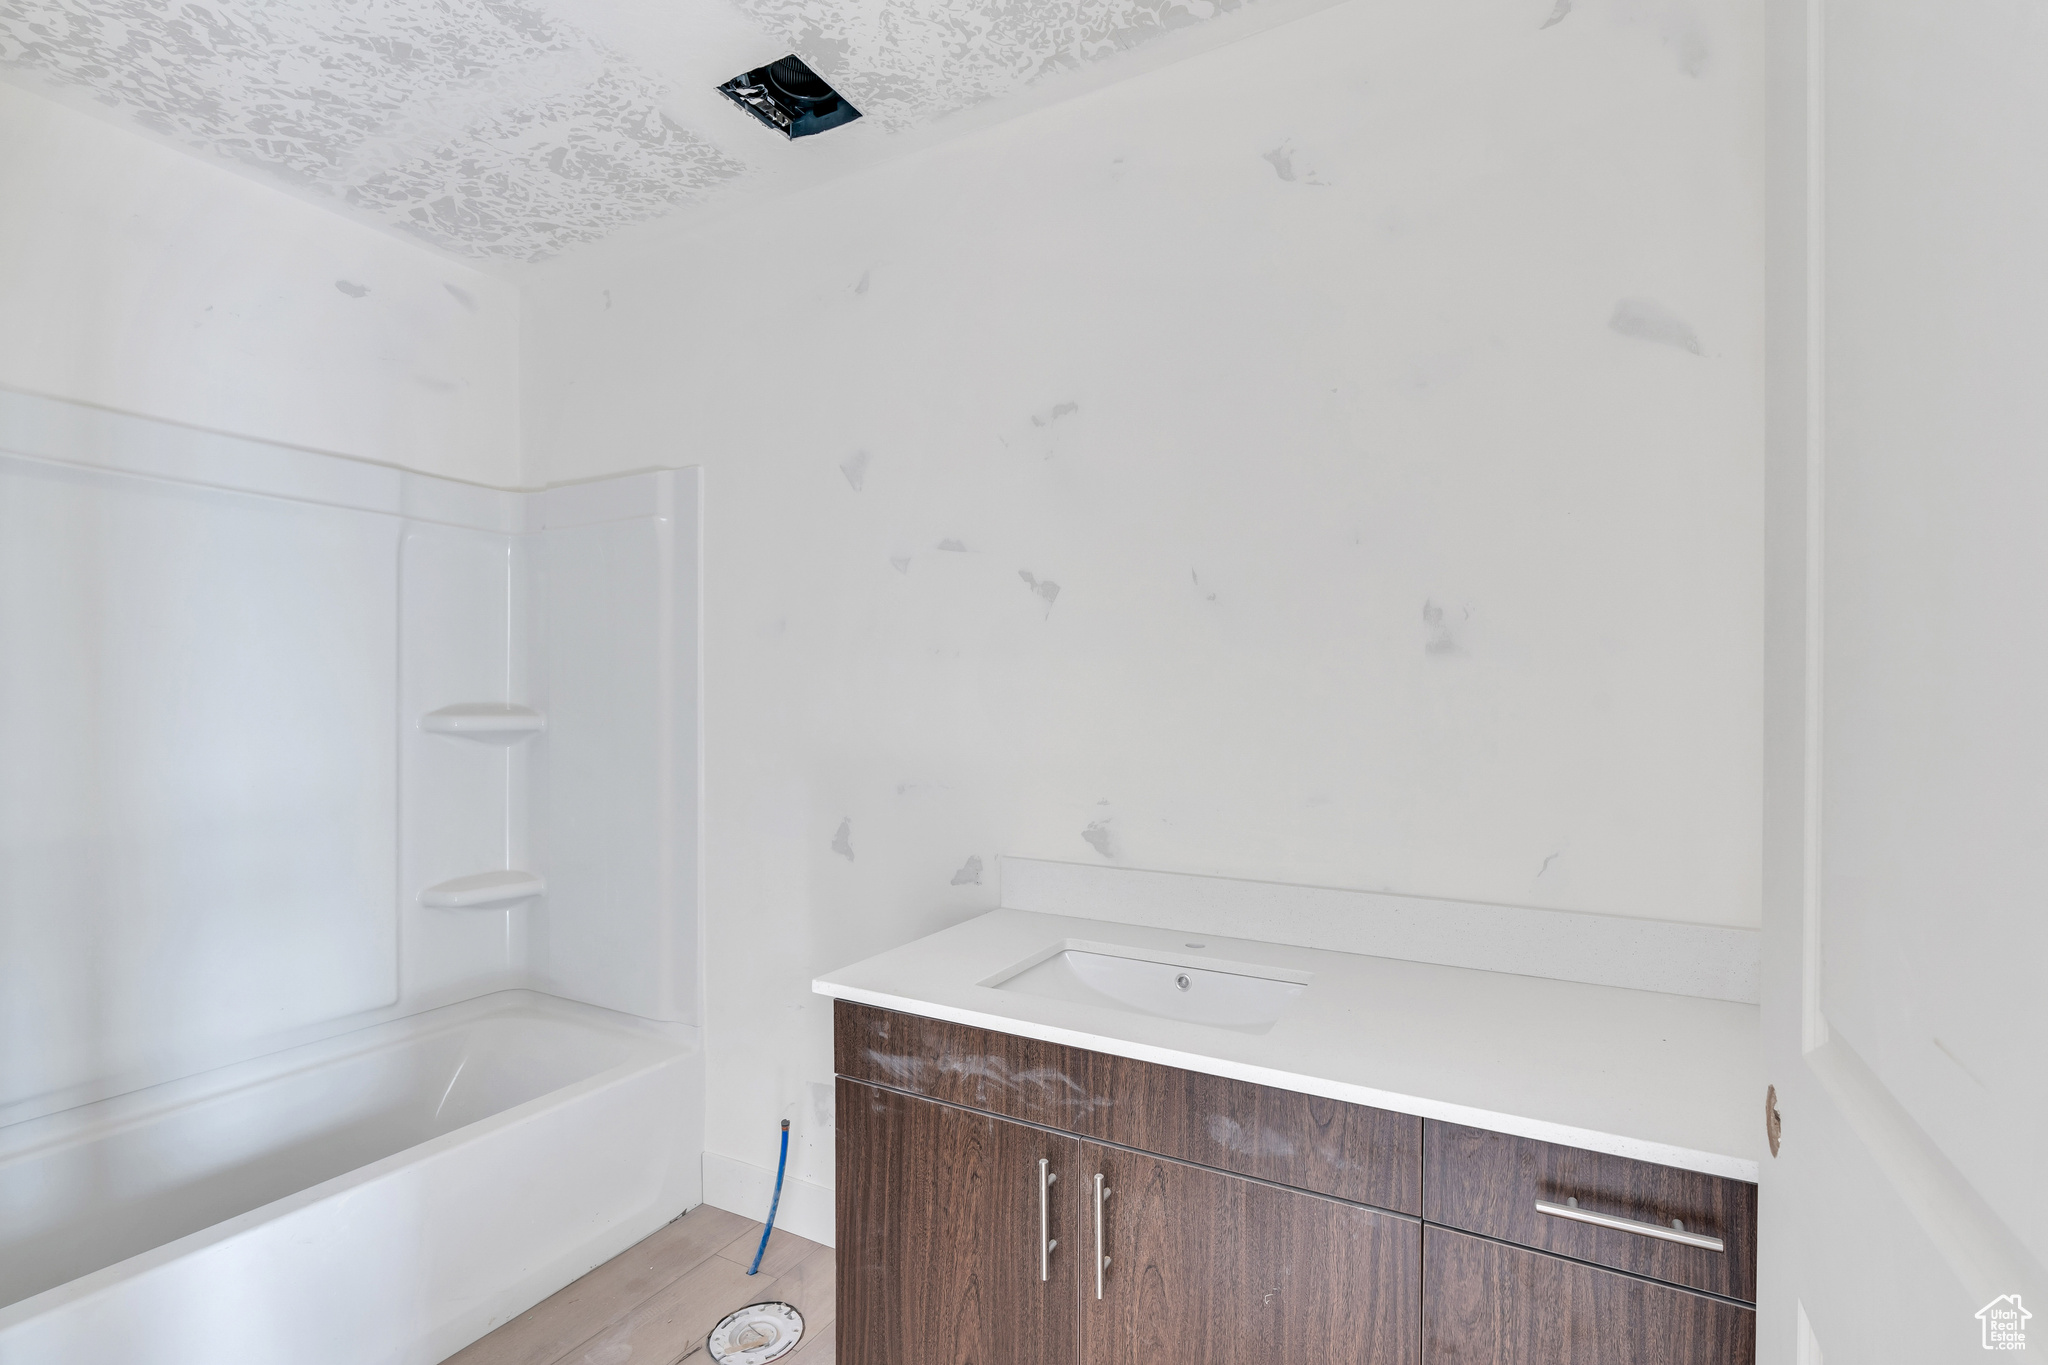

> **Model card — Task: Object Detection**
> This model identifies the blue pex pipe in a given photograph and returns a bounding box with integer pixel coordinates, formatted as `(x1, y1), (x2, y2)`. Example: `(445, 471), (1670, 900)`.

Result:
(746, 1120), (791, 1276)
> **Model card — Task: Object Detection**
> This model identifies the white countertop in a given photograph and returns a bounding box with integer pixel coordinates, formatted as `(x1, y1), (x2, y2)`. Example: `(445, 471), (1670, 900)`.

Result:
(814, 908), (1761, 1182)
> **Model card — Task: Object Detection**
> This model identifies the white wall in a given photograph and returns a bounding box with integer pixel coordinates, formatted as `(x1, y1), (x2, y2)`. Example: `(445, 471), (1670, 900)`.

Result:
(523, 0), (1766, 1211)
(0, 79), (521, 486)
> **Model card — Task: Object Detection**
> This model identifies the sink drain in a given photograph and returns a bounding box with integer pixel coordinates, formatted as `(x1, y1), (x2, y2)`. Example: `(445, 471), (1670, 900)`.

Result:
(708, 1301), (804, 1364)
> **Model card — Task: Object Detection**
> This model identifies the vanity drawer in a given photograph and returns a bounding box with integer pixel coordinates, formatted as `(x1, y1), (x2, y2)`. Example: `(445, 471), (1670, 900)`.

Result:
(835, 1000), (1422, 1213)
(834, 999), (1101, 1130)
(1082, 1046), (1421, 1215)
(1424, 1227), (1754, 1365)
(1422, 1121), (1757, 1302)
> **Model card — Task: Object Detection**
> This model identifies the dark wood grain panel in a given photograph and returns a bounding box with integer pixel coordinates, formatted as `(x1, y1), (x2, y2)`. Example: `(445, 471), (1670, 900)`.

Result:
(1423, 1121), (1757, 1302)
(837, 1078), (1079, 1365)
(1086, 1049), (1421, 1215)
(1423, 1227), (1754, 1365)
(835, 1001), (1421, 1213)
(1079, 1140), (1420, 1365)
(836, 1000), (1103, 1134)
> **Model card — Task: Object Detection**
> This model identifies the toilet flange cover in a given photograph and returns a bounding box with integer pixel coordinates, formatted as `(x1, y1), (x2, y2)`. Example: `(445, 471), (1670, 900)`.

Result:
(708, 1300), (805, 1365)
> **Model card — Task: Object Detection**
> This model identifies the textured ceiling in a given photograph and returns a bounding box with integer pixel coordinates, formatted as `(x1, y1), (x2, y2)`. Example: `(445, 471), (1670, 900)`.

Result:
(0, 0), (1250, 261)
(0, 0), (746, 260)
(740, 0), (1242, 132)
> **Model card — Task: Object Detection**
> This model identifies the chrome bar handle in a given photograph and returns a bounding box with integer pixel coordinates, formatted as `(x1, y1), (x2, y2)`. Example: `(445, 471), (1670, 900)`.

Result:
(1039, 1160), (1058, 1281)
(1093, 1173), (1112, 1299)
(1535, 1197), (1725, 1252)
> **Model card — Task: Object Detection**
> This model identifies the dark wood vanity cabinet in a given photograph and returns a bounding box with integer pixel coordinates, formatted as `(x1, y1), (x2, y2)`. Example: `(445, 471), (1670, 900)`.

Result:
(1081, 1140), (1419, 1365)
(1423, 1229), (1756, 1365)
(835, 1001), (1756, 1365)
(1423, 1121), (1758, 1302)
(833, 999), (1422, 1212)
(837, 1080), (1080, 1365)
(836, 1075), (1417, 1365)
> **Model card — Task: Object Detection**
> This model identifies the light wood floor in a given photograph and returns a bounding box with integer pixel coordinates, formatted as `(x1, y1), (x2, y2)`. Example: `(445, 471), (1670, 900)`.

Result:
(445, 1206), (834, 1365)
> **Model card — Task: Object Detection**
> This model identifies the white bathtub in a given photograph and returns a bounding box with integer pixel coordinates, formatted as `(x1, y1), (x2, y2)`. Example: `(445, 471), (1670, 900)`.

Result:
(0, 991), (702, 1365)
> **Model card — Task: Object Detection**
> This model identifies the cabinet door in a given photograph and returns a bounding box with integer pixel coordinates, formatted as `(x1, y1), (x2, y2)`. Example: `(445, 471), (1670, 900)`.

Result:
(1423, 1227), (1754, 1365)
(1078, 1141), (1419, 1365)
(838, 1079), (1080, 1365)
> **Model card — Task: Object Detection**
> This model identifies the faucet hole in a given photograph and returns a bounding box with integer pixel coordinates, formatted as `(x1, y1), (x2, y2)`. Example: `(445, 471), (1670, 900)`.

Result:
(1175, 974), (1192, 991)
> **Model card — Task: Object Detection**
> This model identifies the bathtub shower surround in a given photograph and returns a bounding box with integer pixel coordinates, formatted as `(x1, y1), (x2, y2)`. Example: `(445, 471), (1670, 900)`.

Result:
(0, 388), (703, 1362)
(0, 995), (697, 1365)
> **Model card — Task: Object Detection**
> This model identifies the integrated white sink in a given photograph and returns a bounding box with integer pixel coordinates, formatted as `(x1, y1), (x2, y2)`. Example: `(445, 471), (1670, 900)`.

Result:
(983, 942), (1309, 1034)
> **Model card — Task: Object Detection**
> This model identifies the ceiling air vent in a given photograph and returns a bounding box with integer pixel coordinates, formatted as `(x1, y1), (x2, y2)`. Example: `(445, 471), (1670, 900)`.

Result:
(718, 56), (861, 139)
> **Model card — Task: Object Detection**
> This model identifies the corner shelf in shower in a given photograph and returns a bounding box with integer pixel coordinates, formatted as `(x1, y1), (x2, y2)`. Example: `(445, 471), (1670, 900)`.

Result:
(420, 703), (545, 742)
(420, 870), (546, 909)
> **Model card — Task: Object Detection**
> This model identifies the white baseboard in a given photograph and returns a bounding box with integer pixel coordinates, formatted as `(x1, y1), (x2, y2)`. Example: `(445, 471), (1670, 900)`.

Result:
(1000, 857), (1760, 1004)
(701, 1150), (836, 1249)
